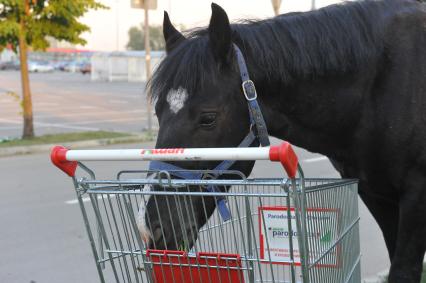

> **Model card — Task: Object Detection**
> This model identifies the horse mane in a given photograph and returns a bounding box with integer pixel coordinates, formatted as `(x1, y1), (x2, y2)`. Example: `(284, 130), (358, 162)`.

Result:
(149, 0), (416, 101)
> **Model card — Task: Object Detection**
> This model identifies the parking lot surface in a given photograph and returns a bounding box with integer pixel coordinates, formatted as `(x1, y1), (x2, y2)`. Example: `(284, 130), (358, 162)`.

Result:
(0, 71), (156, 139)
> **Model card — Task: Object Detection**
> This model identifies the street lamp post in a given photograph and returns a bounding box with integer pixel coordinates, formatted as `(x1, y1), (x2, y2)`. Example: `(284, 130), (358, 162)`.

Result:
(116, 0), (120, 50)
(130, 0), (157, 133)
(271, 0), (282, 16)
(143, 0), (152, 133)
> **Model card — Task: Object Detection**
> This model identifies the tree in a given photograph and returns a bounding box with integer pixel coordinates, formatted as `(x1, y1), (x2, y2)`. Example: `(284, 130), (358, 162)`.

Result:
(126, 25), (165, 51)
(0, 0), (106, 138)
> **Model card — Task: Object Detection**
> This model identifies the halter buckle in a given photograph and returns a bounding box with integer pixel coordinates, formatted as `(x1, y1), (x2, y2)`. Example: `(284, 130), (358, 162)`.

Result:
(242, 80), (257, 101)
(201, 173), (216, 188)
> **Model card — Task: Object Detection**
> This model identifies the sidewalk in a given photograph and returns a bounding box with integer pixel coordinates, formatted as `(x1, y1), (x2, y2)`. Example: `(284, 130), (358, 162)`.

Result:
(0, 133), (154, 157)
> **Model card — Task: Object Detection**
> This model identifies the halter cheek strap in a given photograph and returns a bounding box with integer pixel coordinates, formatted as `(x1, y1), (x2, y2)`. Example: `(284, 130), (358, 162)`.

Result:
(149, 44), (270, 222)
(234, 44), (270, 146)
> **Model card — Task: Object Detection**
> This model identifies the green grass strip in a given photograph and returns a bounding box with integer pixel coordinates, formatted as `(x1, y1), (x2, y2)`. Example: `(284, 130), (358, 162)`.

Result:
(0, 131), (133, 148)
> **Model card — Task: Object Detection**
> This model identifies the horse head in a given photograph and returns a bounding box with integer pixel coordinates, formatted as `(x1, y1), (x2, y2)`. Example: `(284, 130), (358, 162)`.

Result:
(139, 4), (260, 250)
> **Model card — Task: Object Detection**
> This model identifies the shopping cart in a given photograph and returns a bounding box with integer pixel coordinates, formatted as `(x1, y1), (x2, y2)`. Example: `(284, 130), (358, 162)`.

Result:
(51, 142), (360, 283)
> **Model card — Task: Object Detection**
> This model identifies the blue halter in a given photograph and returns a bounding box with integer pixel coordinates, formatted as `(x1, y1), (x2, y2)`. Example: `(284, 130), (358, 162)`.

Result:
(149, 44), (270, 221)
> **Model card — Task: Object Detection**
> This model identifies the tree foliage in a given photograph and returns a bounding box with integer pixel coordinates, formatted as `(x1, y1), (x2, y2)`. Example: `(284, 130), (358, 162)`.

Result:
(126, 25), (165, 51)
(0, 0), (107, 51)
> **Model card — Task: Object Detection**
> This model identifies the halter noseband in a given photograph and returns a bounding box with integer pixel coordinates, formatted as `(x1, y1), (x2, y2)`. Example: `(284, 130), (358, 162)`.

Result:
(149, 44), (270, 221)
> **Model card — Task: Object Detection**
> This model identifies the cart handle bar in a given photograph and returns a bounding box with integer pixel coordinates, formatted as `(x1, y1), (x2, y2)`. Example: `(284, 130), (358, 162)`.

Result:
(51, 142), (298, 178)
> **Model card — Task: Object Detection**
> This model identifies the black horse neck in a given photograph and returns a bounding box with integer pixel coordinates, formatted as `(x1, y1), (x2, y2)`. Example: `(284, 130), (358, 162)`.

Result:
(255, 73), (373, 158)
(232, 1), (393, 157)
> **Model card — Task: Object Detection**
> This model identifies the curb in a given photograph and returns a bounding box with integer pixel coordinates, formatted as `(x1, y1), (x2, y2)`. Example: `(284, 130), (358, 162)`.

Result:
(362, 270), (388, 283)
(0, 133), (155, 158)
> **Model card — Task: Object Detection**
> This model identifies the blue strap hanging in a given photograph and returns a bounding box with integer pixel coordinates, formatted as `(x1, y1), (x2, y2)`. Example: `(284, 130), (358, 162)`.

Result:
(149, 131), (256, 221)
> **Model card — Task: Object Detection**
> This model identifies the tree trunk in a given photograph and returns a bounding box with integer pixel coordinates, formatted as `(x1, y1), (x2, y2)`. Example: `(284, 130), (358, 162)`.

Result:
(19, 0), (34, 138)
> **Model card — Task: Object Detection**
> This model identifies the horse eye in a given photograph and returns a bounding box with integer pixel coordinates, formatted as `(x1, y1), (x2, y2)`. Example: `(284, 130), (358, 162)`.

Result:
(199, 112), (217, 127)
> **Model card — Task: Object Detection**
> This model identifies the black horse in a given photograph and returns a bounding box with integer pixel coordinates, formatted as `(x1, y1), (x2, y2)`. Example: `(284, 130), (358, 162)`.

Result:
(141, 1), (426, 282)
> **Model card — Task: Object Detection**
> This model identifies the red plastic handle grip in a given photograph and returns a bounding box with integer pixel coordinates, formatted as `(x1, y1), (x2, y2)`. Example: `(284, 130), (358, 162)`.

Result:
(51, 146), (77, 177)
(269, 142), (298, 178)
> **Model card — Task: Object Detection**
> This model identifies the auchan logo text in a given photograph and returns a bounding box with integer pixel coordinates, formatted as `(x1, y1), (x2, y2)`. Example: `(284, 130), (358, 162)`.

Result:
(141, 148), (185, 155)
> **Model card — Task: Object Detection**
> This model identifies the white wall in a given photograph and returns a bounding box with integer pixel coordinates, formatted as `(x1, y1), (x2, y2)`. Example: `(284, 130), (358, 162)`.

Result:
(0, 50), (18, 62)
(91, 51), (164, 82)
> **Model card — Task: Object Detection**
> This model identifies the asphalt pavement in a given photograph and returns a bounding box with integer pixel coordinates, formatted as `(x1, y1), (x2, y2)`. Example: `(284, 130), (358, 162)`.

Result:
(0, 71), (156, 138)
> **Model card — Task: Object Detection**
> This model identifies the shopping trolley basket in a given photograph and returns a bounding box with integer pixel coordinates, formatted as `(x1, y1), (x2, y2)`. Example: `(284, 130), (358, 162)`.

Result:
(51, 142), (361, 283)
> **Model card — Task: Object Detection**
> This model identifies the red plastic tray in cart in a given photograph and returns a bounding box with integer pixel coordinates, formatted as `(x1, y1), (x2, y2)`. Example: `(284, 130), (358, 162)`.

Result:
(147, 250), (245, 283)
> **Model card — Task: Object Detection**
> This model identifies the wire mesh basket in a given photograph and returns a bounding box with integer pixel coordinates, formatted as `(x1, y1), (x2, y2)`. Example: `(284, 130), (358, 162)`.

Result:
(51, 143), (360, 283)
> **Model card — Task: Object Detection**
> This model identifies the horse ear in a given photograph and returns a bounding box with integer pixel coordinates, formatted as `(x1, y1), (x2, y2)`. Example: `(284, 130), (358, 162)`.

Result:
(163, 11), (185, 53)
(208, 3), (233, 66)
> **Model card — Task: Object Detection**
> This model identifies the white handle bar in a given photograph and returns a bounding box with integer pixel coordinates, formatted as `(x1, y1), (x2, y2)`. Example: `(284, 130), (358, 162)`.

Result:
(66, 147), (270, 161)
(51, 142), (298, 178)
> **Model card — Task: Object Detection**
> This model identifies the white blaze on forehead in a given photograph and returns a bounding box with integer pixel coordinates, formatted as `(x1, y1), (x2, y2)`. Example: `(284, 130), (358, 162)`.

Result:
(166, 87), (188, 114)
(137, 175), (155, 243)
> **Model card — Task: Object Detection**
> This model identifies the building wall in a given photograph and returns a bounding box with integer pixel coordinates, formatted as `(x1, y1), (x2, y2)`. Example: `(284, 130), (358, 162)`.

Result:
(91, 51), (164, 82)
(0, 49), (18, 62)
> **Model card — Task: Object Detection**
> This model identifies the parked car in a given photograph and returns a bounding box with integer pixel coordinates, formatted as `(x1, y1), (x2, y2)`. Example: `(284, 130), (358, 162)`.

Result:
(0, 60), (20, 70)
(64, 61), (81, 73)
(52, 61), (69, 71)
(80, 62), (91, 74)
(28, 61), (54, 72)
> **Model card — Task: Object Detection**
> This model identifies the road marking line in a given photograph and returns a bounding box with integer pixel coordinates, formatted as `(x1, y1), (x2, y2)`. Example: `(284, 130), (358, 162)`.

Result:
(0, 107), (20, 111)
(303, 156), (329, 163)
(0, 126), (22, 130)
(109, 99), (129, 104)
(44, 124), (101, 130)
(78, 105), (98, 110)
(67, 117), (146, 125)
(0, 101), (17, 105)
(0, 118), (21, 124)
(65, 194), (116, 205)
(0, 124), (100, 131)
(0, 118), (100, 131)
(34, 109), (145, 118)
(35, 102), (59, 107)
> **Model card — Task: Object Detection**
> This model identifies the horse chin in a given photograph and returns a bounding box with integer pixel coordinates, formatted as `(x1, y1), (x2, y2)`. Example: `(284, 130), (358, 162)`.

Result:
(137, 183), (199, 251)
(141, 161), (255, 251)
